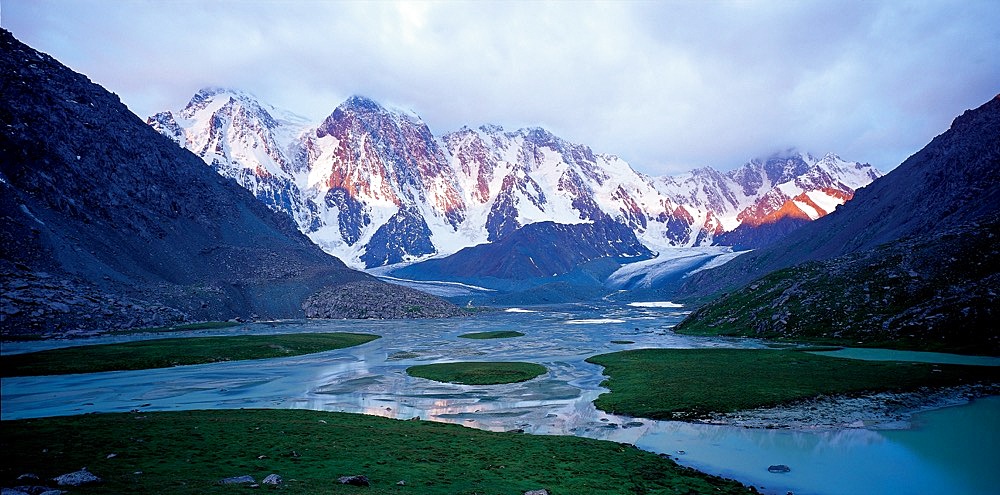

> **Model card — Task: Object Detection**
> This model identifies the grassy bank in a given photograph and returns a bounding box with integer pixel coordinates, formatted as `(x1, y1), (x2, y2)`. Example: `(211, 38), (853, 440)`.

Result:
(1, 333), (379, 377)
(587, 348), (1000, 419)
(0, 409), (750, 495)
(458, 330), (525, 339)
(407, 362), (547, 385)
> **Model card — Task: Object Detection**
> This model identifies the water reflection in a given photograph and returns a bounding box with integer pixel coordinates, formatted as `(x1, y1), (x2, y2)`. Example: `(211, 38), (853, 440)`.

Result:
(2, 304), (997, 495)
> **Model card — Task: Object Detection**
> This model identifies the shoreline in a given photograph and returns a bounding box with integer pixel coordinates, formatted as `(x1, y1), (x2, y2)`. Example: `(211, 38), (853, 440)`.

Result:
(696, 383), (999, 430)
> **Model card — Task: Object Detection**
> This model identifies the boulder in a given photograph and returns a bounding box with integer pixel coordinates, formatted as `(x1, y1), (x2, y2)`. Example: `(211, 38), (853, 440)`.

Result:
(220, 475), (255, 484)
(524, 490), (550, 495)
(768, 464), (792, 473)
(52, 468), (101, 486)
(337, 475), (370, 487)
(262, 474), (282, 485)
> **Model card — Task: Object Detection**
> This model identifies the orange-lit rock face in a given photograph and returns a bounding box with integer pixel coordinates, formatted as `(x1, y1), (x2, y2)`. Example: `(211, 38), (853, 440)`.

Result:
(702, 211), (724, 236)
(738, 188), (855, 227)
(311, 99), (468, 225)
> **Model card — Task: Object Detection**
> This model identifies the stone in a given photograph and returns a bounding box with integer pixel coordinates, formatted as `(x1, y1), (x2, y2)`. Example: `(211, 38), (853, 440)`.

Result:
(15, 474), (39, 481)
(524, 490), (550, 495)
(262, 474), (282, 485)
(39, 491), (66, 495)
(337, 475), (370, 487)
(53, 468), (101, 486)
(768, 464), (792, 473)
(1, 489), (30, 495)
(220, 475), (255, 484)
(396, 480), (406, 486)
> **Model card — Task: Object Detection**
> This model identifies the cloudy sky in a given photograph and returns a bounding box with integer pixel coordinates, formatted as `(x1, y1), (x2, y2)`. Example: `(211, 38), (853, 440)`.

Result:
(4, 0), (998, 174)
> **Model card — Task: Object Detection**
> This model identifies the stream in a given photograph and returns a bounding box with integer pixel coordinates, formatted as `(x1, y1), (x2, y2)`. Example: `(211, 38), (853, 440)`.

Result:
(2, 303), (998, 494)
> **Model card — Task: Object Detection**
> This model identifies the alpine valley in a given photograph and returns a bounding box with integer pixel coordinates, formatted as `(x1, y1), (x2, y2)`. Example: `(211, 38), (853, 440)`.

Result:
(148, 88), (883, 284)
(3, 25), (1000, 495)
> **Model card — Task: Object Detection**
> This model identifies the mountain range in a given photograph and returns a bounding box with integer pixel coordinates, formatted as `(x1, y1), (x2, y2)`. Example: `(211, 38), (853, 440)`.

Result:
(0, 29), (459, 337)
(148, 88), (882, 270)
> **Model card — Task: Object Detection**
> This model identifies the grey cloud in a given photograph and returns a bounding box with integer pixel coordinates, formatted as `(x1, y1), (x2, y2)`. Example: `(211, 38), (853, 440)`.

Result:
(4, 0), (997, 175)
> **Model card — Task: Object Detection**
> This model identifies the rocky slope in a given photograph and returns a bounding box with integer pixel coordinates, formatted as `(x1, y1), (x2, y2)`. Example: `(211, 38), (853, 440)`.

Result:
(0, 29), (456, 337)
(676, 215), (1000, 354)
(151, 90), (881, 269)
(675, 95), (1000, 353)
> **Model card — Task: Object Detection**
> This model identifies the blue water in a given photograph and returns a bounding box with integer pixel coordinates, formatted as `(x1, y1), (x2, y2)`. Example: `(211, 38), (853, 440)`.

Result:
(2, 302), (997, 494)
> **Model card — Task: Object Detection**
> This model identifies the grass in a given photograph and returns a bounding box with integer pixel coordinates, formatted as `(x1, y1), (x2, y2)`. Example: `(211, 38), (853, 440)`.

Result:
(1, 333), (379, 377)
(407, 362), (547, 385)
(586, 348), (1000, 420)
(458, 330), (525, 339)
(0, 409), (751, 495)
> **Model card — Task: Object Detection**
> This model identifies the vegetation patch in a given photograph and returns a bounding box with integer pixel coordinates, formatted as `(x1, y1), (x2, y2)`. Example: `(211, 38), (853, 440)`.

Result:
(0, 409), (750, 494)
(610, 340), (635, 344)
(586, 348), (1000, 420)
(458, 330), (525, 339)
(407, 362), (546, 385)
(1, 333), (379, 377)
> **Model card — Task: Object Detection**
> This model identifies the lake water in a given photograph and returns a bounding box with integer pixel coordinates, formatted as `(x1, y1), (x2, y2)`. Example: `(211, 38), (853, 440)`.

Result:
(2, 303), (997, 494)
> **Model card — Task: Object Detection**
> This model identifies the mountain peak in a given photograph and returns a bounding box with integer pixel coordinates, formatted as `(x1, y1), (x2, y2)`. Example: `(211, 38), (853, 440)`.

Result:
(183, 86), (259, 113)
(335, 95), (422, 122)
(342, 94), (384, 112)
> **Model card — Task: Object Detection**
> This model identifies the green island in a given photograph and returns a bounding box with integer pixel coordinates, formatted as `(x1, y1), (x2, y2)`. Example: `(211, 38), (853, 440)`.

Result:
(407, 361), (546, 385)
(586, 348), (1000, 419)
(457, 330), (525, 339)
(1, 333), (379, 377)
(0, 409), (750, 495)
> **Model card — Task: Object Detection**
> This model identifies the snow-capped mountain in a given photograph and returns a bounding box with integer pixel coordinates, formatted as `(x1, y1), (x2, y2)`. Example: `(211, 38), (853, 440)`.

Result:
(149, 89), (882, 269)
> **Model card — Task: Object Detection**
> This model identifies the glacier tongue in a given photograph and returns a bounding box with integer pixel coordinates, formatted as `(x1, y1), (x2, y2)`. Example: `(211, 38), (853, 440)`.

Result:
(149, 91), (883, 269)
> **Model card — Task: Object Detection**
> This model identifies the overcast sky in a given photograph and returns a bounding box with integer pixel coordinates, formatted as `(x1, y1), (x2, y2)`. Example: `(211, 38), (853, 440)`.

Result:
(4, 0), (998, 174)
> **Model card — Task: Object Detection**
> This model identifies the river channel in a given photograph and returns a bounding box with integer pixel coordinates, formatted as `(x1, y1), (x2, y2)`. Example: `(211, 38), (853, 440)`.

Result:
(2, 303), (998, 494)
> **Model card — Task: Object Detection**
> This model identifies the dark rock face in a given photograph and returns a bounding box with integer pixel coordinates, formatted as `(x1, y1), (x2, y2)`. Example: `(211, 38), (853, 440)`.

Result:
(679, 95), (1000, 299)
(360, 208), (435, 268)
(0, 29), (454, 336)
(324, 187), (370, 245)
(303, 280), (464, 319)
(712, 216), (810, 250)
(395, 217), (652, 282)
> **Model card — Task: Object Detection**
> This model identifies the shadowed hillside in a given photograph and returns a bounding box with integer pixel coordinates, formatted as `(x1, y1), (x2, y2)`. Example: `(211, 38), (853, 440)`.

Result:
(0, 29), (458, 336)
